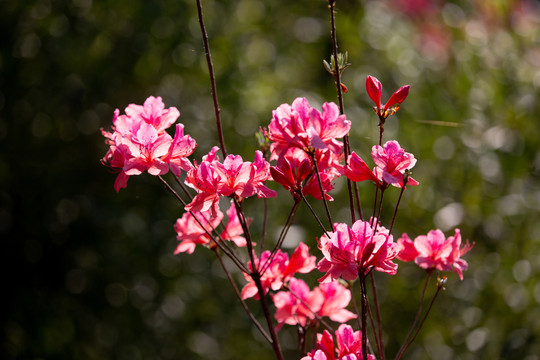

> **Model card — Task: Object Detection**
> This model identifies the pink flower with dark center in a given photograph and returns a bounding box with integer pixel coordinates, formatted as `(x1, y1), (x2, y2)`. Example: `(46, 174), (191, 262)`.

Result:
(241, 243), (316, 300)
(366, 75), (410, 119)
(317, 220), (399, 283)
(301, 324), (375, 360)
(396, 229), (473, 280)
(266, 97), (351, 160)
(345, 140), (418, 188)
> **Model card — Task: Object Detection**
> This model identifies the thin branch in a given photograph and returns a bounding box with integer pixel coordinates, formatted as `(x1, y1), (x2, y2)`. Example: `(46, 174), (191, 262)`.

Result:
(308, 151), (334, 230)
(260, 199), (301, 276)
(213, 248), (272, 343)
(252, 271), (285, 360)
(397, 282), (443, 360)
(388, 176), (408, 235)
(359, 272), (369, 360)
(395, 270), (432, 360)
(299, 192), (330, 237)
(195, 0), (227, 157)
(370, 272), (385, 360)
(260, 198), (268, 253)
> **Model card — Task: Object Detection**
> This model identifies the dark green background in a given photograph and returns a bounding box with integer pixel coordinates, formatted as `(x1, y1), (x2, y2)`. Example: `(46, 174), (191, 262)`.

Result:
(2, 0), (539, 359)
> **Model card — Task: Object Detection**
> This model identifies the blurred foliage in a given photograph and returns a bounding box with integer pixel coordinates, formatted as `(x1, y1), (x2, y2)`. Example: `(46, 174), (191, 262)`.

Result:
(1, 0), (540, 359)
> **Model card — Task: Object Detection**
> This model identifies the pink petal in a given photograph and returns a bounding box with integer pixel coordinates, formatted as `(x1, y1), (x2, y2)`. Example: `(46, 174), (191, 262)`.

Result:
(384, 85), (410, 111)
(366, 75), (383, 109)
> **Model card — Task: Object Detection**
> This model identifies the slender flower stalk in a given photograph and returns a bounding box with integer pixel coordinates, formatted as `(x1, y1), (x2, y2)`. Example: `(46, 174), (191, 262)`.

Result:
(396, 270), (432, 359)
(370, 273), (385, 360)
(213, 248), (272, 344)
(196, 0), (227, 157)
(327, 0), (363, 224)
(359, 272), (369, 360)
(396, 275), (445, 360)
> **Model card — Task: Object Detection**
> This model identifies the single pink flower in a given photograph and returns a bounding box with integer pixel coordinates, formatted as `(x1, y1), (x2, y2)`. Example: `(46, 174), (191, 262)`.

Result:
(302, 324), (375, 360)
(315, 281), (357, 323)
(266, 97), (351, 160)
(273, 278), (356, 330)
(270, 147), (339, 200)
(185, 149), (277, 217)
(124, 96), (180, 133)
(396, 229), (473, 280)
(241, 243), (316, 300)
(317, 221), (399, 283)
(174, 208), (224, 254)
(345, 141), (418, 188)
(371, 140), (418, 187)
(366, 75), (410, 119)
(174, 200), (250, 254)
(272, 278), (324, 329)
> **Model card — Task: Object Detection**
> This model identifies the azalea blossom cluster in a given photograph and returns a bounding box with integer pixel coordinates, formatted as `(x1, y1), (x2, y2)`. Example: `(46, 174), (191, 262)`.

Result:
(101, 96), (196, 192)
(101, 75), (472, 360)
(266, 98), (351, 201)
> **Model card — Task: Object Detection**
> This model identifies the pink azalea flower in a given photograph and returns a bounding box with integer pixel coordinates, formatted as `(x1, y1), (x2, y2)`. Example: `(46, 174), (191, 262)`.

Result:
(272, 278), (324, 329)
(301, 324), (375, 360)
(241, 243), (316, 300)
(184, 147), (222, 217)
(270, 147), (339, 200)
(395, 233), (419, 262)
(101, 97), (197, 190)
(174, 208), (224, 254)
(317, 221), (399, 283)
(315, 281), (357, 323)
(100, 134), (132, 192)
(174, 200), (250, 254)
(272, 278), (356, 330)
(124, 96), (180, 133)
(266, 97), (351, 159)
(185, 149), (277, 217)
(366, 75), (410, 119)
(396, 229), (473, 280)
(345, 141), (418, 188)
(164, 124), (197, 176)
(371, 140), (418, 187)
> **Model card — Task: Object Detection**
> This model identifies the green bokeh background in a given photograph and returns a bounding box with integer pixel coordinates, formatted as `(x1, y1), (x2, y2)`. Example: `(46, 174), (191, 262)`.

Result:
(2, 0), (540, 359)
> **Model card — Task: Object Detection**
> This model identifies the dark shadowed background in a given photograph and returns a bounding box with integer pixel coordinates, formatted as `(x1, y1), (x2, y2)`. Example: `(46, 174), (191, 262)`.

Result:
(2, 0), (540, 359)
